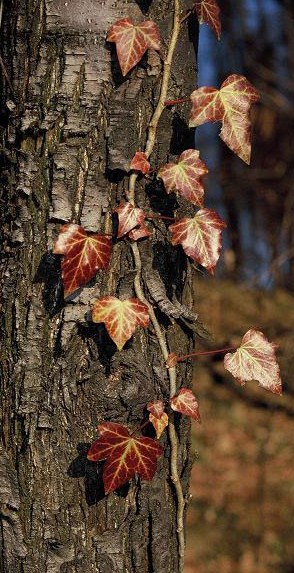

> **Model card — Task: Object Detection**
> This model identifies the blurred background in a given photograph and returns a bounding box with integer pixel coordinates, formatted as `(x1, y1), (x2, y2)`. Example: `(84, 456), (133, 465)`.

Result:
(185, 1), (294, 571)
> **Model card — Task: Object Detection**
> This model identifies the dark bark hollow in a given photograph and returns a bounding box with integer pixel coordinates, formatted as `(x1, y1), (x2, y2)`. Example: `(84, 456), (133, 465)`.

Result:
(0, 1), (199, 571)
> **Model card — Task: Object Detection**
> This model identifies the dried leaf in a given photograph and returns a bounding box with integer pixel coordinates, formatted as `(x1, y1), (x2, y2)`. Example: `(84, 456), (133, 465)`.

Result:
(158, 149), (208, 206)
(171, 388), (201, 422)
(53, 224), (112, 298)
(92, 296), (149, 350)
(224, 329), (282, 395)
(107, 18), (160, 76)
(169, 208), (226, 273)
(189, 74), (260, 163)
(128, 223), (152, 241)
(115, 202), (145, 238)
(194, 0), (221, 39)
(149, 412), (169, 439)
(130, 152), (151, 175)
(147, 400), (165, 419)
(87, 422), (163, 493)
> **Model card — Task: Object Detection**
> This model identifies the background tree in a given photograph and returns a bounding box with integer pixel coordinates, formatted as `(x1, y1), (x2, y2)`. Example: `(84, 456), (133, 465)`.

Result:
(197, 0), (294, 288)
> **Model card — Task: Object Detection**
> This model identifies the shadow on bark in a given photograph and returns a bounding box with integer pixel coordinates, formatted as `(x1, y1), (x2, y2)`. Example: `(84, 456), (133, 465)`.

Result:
(187, 10), (199, 62)
(105, 43), (130, 88)
(67, 443), (105, 505)
(34, 251), (64, 317)
(77, 322), (133, 372)
(135, 0), (153, 13)
(67, 443), (130, 505)
(170, 114), (195, 155)
(106, 41), (150, 86)
(145, 179), (178, 217)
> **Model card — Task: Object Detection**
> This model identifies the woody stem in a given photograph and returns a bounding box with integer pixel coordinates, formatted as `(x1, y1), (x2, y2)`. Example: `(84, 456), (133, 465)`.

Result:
(126, 0), (186, 569)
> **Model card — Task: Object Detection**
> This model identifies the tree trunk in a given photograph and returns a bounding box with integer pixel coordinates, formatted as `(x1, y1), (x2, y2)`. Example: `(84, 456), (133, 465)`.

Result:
(0, 1), (199, 571)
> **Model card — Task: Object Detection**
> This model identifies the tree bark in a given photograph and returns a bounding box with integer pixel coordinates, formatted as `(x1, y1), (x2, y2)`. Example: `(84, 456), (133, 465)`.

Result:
(0, 1), (199, 571)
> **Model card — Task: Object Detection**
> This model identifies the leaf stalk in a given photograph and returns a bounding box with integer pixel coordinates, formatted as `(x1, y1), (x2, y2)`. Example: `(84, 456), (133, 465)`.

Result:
(164, 96), (190, 106)
(177, 346), (236, 362)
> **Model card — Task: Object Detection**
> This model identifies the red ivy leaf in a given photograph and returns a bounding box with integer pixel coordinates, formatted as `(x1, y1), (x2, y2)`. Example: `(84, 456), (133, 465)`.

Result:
(87, 422), (163, 494)
(130, 152), (151, 175)
(92, 296), (149, 350)
(189, 74), (260, 164)
(224, 329), (282, 395)
(194, 0), (221, 40)
(107, 18), (160, 76)
(115, 202), (145, 238)
(158, 149), (208, 207)
(128, 223), (151, 241)
(169, 208), (226, 273)
(53, 224), (112, 298)
(147, 400), (165, 419)
(171, 388), (201, 423)
(149, 412), (168, 439)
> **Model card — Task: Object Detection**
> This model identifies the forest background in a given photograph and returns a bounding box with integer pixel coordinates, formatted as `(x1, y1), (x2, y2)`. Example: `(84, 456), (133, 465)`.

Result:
(185, 1), (294, 572)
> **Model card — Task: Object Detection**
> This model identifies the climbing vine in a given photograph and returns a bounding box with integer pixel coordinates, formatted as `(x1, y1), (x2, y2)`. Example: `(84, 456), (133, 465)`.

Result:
(52, 1), (282, 571)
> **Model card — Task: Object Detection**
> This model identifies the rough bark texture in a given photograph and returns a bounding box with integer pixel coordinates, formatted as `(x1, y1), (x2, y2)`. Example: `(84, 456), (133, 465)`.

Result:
(0, 1), (199, 572)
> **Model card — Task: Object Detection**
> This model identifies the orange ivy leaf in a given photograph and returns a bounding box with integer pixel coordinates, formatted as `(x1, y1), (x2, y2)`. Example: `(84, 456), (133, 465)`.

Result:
(224, 329), (282, 395)
(92, 296), (149, 350)
(158, 149), (208, 206)
(149, 412), (169, 439)
(194, 0), (221, 40)
(171, 388), (201, 422)
(53, 224), (112, 298)
(128, 223), (152, 241)
(130, 152), (151, 175)
(189, 74), (260, 164)
(147, 400), (165, 419)
(115, 202), (146, 238)
(169, 208), (226, 273)
(107, 18), (160, 76)
(87, 422), (163, 494)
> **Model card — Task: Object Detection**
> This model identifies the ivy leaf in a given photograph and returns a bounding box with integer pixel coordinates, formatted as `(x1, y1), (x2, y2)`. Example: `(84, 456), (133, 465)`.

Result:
(189, 74), (260, 164)
(92, 296), (149, 350)
(224, 329), (282, 395)
(158, 150), (208, 207)
(53, 224), (112, 298)
(149, 412), (169, 439)
(169, 208), (226, 273)
(115, 202), (145, 238)
(128, 223), (152, 241)
(87, 422), (163, 494)
(171, 388), (201, 422)
(107, 18), (160, 76)
(194, 0), (221, 40)
(130, 152), (151, 175)
(147, 400), (165, 419)
(146, 402), (168, 440)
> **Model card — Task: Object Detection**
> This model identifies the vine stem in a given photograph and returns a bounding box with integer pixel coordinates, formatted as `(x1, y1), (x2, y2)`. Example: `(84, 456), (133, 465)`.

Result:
(128, 0), (182, 202)
(177, 346), (236, 361)
(127, 1), (186, 570)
